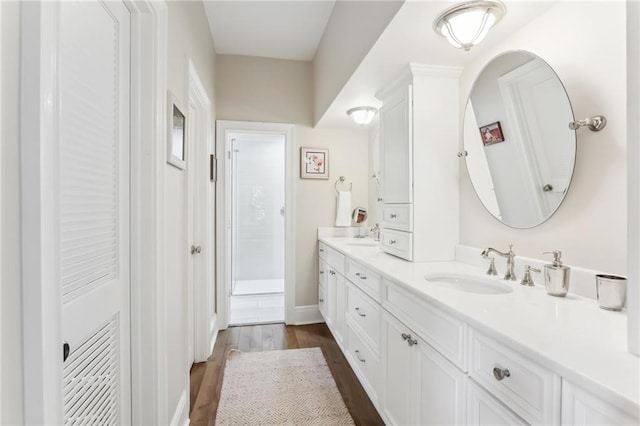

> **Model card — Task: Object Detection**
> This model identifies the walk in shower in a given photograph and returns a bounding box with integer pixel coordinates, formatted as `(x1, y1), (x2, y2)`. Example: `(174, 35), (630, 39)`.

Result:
(229, 132), (285, 325)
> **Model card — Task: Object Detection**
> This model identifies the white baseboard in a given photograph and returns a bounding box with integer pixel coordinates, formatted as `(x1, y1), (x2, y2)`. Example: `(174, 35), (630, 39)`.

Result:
(170, 389), (188, 426)
(289, 304), (324, 325)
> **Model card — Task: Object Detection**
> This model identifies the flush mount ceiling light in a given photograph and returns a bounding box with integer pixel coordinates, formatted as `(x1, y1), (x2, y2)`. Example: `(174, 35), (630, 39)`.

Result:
(346, 106), (378, 126)
(433, 0), (506, 51)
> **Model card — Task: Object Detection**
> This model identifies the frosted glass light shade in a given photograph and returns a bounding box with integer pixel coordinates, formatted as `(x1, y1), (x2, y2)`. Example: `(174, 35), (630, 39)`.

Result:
(347, 106), (378, 126)
(433, 1), (506, 51)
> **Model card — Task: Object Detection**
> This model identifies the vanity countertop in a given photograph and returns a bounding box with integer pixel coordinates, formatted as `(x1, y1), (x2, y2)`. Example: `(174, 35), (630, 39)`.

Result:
(319, 236), (640, 414)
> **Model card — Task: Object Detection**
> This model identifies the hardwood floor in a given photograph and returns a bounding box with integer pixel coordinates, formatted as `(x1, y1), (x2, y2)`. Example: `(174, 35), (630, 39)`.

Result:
(189, 323), (385, 426)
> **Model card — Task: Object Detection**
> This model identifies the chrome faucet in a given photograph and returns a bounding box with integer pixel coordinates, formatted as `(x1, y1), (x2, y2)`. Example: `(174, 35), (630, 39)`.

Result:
(370, 223), (380, 241)
(481, 244), (517, 281)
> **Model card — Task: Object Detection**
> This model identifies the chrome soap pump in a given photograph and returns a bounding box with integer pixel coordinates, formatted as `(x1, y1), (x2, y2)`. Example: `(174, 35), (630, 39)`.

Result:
(543, 250), (571, 297)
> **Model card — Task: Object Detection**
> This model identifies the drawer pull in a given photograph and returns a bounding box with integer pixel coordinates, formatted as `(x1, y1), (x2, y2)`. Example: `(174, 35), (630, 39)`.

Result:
(355, 307), (366, 317)
(319, 270), (324, 274)
(359, 275), (367, 280)
(389, 213), (397, 219)
(407, 337), (418, 347)
(389, 239), (397, 245)
(401, 333), (410, 341)
(329, 270), (336, 276)
(319, 248), (324, 252)
(493, 366), (511, 381)
(355, 349), (366, 363)
(319, 298), (324, 302)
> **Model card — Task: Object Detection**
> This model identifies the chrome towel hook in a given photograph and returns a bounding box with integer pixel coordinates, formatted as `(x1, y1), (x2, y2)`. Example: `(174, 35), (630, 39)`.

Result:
(335, 176), (352, 193)
(569, 115), (607, 132)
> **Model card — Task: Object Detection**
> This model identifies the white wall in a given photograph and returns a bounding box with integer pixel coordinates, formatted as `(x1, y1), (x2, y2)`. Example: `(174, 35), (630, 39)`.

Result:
(166, 1), (216, 423)
(459, 2), (627, 275)
(312, 0), (403, 124)
(1, 2), (23, 424)
(627, 0), (639, 356)
(216, 54), (369, 311)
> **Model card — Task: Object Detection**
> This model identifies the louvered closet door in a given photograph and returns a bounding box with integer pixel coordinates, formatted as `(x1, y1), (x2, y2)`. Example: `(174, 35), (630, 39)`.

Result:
(59, 1), (131, 424)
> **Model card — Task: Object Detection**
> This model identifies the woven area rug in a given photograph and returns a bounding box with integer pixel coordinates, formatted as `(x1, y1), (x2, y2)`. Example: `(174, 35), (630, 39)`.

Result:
(215, 347), (355, 425)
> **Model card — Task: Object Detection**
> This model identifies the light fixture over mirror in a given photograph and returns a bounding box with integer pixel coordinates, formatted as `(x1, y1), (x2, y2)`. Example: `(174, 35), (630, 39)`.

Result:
(347, 106), (378, 126)
(433, 0), (506, 51)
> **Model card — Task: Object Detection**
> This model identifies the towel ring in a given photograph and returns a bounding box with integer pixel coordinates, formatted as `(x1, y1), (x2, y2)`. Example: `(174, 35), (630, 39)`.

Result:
(335, 176), (352, 194)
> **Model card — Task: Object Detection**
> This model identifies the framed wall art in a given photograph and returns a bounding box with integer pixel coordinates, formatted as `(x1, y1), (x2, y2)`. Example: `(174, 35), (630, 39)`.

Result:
(479, 121), (505, 146)
(167, 92), (187, 169)
(300, 147), (329, 179)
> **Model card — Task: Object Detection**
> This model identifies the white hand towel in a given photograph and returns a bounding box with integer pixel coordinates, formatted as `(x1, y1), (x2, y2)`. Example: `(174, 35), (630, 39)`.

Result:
(335, 190), (352, 227)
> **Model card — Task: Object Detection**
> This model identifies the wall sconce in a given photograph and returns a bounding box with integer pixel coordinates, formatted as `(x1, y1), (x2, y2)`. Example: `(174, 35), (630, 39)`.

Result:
(346, 106), (378, 126)
(433, 0), (506, 51)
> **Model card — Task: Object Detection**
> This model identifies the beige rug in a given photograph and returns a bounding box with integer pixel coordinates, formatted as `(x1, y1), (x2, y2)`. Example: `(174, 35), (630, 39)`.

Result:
(215, 347), (355, 425)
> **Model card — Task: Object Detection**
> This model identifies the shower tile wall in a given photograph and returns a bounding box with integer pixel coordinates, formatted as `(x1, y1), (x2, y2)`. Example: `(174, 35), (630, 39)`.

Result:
(233, 137), (285, 283)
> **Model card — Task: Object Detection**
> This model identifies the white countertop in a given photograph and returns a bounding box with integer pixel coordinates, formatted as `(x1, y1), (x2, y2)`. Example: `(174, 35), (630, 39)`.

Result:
(319, 236), (640, 415)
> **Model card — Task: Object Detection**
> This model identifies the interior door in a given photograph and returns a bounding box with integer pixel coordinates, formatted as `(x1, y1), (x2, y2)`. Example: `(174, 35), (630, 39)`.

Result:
(59, 1), (131, 424)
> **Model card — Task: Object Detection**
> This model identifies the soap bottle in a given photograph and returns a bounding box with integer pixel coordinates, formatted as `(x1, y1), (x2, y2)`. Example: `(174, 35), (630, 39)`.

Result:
(543, 250), (571, 297)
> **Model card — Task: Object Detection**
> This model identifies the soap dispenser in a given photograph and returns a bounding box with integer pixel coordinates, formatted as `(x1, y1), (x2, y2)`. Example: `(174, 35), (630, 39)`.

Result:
(543, 250), (570, 297)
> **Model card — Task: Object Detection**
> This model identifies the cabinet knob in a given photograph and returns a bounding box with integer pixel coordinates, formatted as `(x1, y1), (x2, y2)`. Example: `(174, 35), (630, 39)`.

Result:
(319, 270), (324, 274)
(355, 307), (366, 317)
(329, 270), (336, 275)
(319, 298), (324, 302)
(407, 337), (418, 347)
(401, 333), (410, 341)
(493, 366), (511, 381)
(389, 213), (397, 219)
(319, 248), (324, 252)
(377, 197), (383, 202)
(389, 239), (397, 245)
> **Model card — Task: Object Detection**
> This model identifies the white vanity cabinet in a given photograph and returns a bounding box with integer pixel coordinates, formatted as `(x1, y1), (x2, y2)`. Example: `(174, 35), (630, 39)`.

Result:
(376, 64), (461, 262)
(381, 311), (466, 425)
(318, 243), (346, 349)
(561, 380), (639, 425)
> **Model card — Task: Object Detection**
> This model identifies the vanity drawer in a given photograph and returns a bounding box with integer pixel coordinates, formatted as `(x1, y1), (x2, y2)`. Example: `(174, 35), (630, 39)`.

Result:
(346, 318), (381, 403)
(380, 228), (413, 261)
(468, 328), (561, 425)
(319, 243), (345, 274)
(346, 282), (381, 352)
(346, 258), (382, 302)
(383, 281), (466, 370)
(380, 203), (412, 232)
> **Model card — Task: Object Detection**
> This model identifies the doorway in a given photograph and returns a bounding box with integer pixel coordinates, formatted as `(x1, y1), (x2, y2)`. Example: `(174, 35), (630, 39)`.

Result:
(229, 132), (285, 325)
(216, 121), (295, 329)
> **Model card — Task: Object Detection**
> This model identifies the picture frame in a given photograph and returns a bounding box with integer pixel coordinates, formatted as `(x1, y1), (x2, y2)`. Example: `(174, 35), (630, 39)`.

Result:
(479, 121), (505, 146)
(167, 92), (187, 169)
(300, 147), (329, 179)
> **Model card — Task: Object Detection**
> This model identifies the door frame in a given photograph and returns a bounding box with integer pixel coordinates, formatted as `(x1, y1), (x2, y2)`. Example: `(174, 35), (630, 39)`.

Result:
(186, 59), (216, 363)
(215, 120), (296, 329)
(20, 1), (169, 424)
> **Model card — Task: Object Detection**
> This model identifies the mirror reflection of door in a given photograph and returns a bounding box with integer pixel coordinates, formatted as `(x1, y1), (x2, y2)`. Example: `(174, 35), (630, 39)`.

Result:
(464, 51), (576, 229)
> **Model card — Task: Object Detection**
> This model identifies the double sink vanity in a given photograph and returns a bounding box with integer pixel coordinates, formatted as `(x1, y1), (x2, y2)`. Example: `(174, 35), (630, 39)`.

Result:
(318, 236), (639, 425)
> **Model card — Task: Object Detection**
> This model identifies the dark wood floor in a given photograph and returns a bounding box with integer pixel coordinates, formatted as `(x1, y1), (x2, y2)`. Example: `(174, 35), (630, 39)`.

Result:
(189, 323), (385, 426)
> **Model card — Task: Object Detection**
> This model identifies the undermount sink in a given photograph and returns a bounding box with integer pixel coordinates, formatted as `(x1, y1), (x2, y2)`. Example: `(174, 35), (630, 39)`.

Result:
(424, 273), (514, 295)
(347, 240), (378, 247)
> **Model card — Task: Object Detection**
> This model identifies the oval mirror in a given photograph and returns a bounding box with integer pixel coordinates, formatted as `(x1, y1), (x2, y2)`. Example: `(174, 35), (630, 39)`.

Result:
(463, 51), (576, 229)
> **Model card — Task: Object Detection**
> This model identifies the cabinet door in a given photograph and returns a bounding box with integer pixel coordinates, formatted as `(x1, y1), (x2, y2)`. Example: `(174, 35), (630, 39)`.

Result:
(380, 85), (413, 204)
(333, 273), (346, 348)
(326, 269), (338, 330)
(381, 312), (418, 425)
(561, 380), (639, 425)
(318, 259), (328, 320)
(467, 380), (527, 425)
(417, 336), (466, 425)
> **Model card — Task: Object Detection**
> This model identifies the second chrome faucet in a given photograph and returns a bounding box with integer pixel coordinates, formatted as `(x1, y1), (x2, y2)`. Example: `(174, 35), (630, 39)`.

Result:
(481, 244), (517, 281)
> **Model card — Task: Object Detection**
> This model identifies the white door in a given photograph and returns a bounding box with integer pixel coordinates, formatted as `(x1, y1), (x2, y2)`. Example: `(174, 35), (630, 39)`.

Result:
(59, 2), (131, 424)
(379, 85), (413, 204)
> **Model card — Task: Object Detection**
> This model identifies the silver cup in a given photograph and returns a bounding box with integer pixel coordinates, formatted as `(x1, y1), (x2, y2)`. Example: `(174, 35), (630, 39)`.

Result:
(595, 274), (627, 311)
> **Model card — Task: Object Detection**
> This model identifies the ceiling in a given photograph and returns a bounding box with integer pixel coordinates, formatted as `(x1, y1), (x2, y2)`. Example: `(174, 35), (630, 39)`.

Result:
(204, 1), (336, 61)
(317, 0), (558, 127)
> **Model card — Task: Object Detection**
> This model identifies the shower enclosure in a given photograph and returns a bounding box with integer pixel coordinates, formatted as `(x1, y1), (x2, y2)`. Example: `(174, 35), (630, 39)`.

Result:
(229, 132), (285, 325)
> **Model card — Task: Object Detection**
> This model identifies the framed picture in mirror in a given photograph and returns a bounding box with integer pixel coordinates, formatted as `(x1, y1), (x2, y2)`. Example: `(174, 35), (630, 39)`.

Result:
(480, 121), (505, 146)
(167, 92), (187, 170)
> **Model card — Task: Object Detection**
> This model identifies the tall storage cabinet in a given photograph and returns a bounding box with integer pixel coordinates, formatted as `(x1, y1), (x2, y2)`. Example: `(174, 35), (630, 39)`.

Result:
(376, 64), (461, 261)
